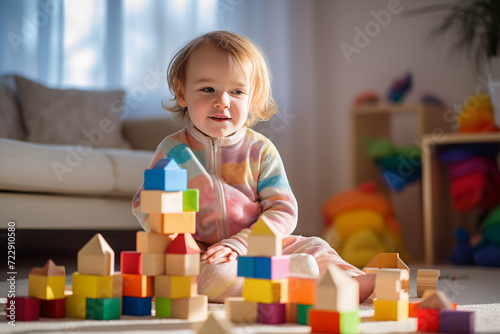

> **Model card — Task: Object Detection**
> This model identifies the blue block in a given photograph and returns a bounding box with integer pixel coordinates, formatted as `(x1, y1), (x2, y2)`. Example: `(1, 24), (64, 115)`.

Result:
(144, 158), (187, 191)
(255, 256), (290, 279)
(122, 296), (152, 316)
(237, 256), (255, 278)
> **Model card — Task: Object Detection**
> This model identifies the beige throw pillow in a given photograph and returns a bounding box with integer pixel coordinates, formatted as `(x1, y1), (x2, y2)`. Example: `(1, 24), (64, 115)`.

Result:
(15, 75), (131, 149)
(0, 75), (25, 140)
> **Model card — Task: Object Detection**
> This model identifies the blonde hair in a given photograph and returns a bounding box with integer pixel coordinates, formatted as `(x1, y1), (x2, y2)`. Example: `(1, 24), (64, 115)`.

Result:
(164, 31), (277, 127)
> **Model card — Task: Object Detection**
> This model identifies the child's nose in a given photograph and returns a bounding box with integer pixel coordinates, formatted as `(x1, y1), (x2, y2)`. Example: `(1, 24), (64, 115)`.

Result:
(214, 92), (230, 109)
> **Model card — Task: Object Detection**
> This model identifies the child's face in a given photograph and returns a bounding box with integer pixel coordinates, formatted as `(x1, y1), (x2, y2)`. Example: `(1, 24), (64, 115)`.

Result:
(177, 43), (250, 138)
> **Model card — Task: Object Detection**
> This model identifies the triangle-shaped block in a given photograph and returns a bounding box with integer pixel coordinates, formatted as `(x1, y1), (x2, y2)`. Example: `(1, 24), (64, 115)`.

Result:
(29, 259), (65, 276)
(166, 233), (200, 254)
(251, 217), (277, 236)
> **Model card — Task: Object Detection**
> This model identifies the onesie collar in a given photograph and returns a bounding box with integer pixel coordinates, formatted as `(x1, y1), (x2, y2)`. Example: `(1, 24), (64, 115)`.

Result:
(187, 121), (247, 147)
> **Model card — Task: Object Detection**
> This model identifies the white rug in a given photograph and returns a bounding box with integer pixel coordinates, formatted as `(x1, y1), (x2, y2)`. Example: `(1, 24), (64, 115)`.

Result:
(1, 265), (499, 333)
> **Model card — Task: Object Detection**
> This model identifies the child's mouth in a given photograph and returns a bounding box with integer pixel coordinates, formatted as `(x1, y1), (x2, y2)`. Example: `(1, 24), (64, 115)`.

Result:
(209, 115), (231, 122)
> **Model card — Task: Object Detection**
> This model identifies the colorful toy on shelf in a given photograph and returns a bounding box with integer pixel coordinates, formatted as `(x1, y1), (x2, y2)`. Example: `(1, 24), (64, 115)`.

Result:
(458, 93), (499, 133)
(387, 72), (412, 103)
(421, 92), (445, 106)
(353, 90), (379, 106)
(322, 183), (409, 268)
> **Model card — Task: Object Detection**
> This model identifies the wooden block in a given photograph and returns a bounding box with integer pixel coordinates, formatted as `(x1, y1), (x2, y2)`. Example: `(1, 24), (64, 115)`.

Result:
(439, 310), (474, 334)
(373, 299), (409, 321)
(140, 190), (183, 213)
(363, 253), (409, 271)
(297, 303), (313, 325)
(171, 295), (208, 320)
(155, 297), (172, 318)
(242, 278), (286, 304)
(257, 302), (286, 324)
(86, 298), (121, 320)
(224, 297), (258, 323)
(288, 276), (316, 305)
(65, 295), (86, 319)
(197, 313), (232, 334)
(247, 234), (281, 257)
(161, 212), (196, 234)
(120, 251), (142, 274)
(309, 308), (340, 334)
(171, 276), (198, 298)
(6, 297), (39, 322)
(165, 253), (200, 276)
(237, 256), (255, 278)
(416, 269), (440, 298)
(39, 298), (65, 318)
(315, 264), (359, 312)
(340, 310), (360, 333)
(417, 308), (440, 332)
(154, 275), (173, 298)
(30, 259), (65, 276)
(375, 268), (410, 301)
(72, 272), (113, 298)
(251, 217), (278, 235)
(122, 274), (154, 297)
(144, 158), (187, 191)
(166, 233), (201, 254)
(28, 274), (65, 300)
(409, 301), (420, 318)
(183, 189), (199, 212)
(136, 231), (176, 254)
(141, 253), (165, 276)
(255, 256), (290, 279)
(122, 296), (152, 316)
(113, 272), (123, 298)
(77, 233), (114, 276)
(286, 302), (298, 323)
(418, 290), (453, 310)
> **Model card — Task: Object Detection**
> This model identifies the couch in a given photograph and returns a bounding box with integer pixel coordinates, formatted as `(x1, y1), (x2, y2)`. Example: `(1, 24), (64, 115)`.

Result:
(0, 74), (183, 230)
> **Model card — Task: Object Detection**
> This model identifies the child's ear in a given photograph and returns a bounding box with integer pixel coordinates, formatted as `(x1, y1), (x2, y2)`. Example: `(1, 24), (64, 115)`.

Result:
(174, 80), (187, 108)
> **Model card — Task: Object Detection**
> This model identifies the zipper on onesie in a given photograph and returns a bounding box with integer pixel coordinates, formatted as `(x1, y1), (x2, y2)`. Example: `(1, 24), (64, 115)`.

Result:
(209, 138), (227, 240)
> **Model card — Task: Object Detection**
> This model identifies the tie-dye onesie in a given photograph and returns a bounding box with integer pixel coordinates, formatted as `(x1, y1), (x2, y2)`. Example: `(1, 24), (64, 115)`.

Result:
(132, 122), (364, 301)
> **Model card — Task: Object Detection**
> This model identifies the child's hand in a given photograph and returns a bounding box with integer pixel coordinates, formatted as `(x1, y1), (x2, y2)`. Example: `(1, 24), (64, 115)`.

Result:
(201, 242), (238, 264)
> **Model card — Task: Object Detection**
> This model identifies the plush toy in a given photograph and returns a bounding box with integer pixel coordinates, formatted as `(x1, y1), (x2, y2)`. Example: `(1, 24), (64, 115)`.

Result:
(353, 91), (379, 106)
(457, 93), (499, 133)
(387, 72), (412, 103)
(322, 182), (410, 268)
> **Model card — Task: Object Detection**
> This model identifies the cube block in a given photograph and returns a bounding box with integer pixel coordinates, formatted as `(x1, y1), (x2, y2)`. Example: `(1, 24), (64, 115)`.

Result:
(86, 298), (121, 320)
(122, 296), (152, 316)
(237, 256), (255, 278)
(136, 231), (176, 254)
(255, 256), (290, 280)
(340, 310), (360, 333)
(140, 190), (183, 213)
(72, 273), (113, 299)
(144, 167), (187, 191)
(374, 299), (409, 321)
(65, 295), (86, 319)
(39, 298), (65, 318)
(6, 297), (39, 322)
(183, 189), (199, 212)
(417, 308), (440, 333)
(28, 274), (65, 300)
(165, 253), (200, 276)
(224, 297), (258, 323)
(242, 278), (287, 304)
(257, 302), (286, 324)
(155, 297), (172, 318)
(247, 234), (281, 257)
(297, 303), (313, 325)
(309, 308), (340, 334)
(121, 251), (142, 275)
(171, 295), (208, 320)
(288, 276), (316, 305)
(122, 274), (154, 297)
(156, 212), (196, 234)
(141, 253), (165, 276)
(439, 310), (474, 334)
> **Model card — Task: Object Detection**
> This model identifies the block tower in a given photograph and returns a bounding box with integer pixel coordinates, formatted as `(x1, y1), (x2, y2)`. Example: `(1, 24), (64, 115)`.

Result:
(68, 233), (120, 320)
(309, 264), (360, 334)
(234, 217), (290, 324)
(125, 158), (207, 319)
(373, 268), (409, 321)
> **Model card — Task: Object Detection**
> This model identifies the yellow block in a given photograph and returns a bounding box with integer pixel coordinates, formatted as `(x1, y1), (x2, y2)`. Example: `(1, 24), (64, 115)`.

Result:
(171, 276), (197, 298)
(28, 274), (65, 300)
(242, 278), (287, 304)
(72, 272), (113, 298)
(373, 299), (409, 321)
(65, 295), (86, 319)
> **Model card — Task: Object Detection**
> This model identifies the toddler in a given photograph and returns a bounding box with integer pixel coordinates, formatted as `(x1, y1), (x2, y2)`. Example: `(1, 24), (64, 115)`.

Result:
(132, 30), (375, 302)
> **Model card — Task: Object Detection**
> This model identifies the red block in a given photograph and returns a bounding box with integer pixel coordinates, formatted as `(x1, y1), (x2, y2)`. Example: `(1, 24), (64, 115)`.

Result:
(6, 297), (40, 322)
(417, 308), (440, 333)
(121, 251), (142, 274)
(310, 308), (340, 334)
(39, 298), (65, 318)
(165, 233), (200, 254)
(257, 302), (286, 324)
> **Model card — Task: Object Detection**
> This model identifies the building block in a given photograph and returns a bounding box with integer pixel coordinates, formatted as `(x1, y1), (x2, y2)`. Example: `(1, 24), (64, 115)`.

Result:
(120, 251), (142, 275)
(155, 297), (172, 318)
(65, 295), (86, 319)
(113, 272), (123, 298)
(251, 217), (278, 235)
(409, 301), (420, 317)
(418, 290), (454, 310)
(247, 234), (281, 257)
(363, 253), (409, 273)
(315, 264), (359, 312)
(140, 190), (183, 213)
(183, 189), (199, 212)
(77, 233), (115, 276)
(237, 256), (255, 278)
(86, 298), (121, 320)
(6, 297), (39, 321)
(439, 310), (474, 334)
(340, 310), (360, 333)
(224, 297), (258, 323)
(288, 276), (316, 305)
(254, 256), (290, 279)
(416, 269), (440, 298)
(309, 308), (340, 334)
(375, 268), (410, 301)
(144, 158), (187, 191)
(257, 302), (286, 324)
(170, 295), (208, 320)
(28, 259), (66, 300)
(154, 275), (173, 298)
(155, 212), (196, 234)
(171, 275), (198, 298)
(242, 278), (287, 304)
(39, 298), (65, 318)
(166, 233), (201, 254)
(141, 253), (165, 276)
(286, 302), (298, 323)
(297, 303), (313, 325)
(197, 313), (232, 334)
(417, 308), (440, 332)
(72, 272), (113, 298)
(136, 231), (176, 254)
(165, 253), (200, 276)
(122, 274), (154, 297)
(122, 296), (152, 316)
(373, 299), (409, 321)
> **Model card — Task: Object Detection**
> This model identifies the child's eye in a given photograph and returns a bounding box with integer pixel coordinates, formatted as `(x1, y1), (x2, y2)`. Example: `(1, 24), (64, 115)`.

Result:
(232, 89), (245, 95)
(201, 87), (214, 93)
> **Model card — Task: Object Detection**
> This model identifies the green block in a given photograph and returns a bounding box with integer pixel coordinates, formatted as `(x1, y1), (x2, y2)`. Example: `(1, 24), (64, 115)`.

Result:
(86, 298), (121, 320)
(340, 310), (359, 334)
(297, 304), (313, 325)
(155, 297), (171, 318)
(183, 189), (199, 212)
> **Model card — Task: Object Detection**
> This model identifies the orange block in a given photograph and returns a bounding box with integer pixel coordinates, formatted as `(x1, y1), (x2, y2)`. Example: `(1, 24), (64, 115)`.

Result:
(409, 302), (419, 318)
(288, 276), (316, 305)
(122, 274), (154, 297)
(309, 308), (340, 334)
